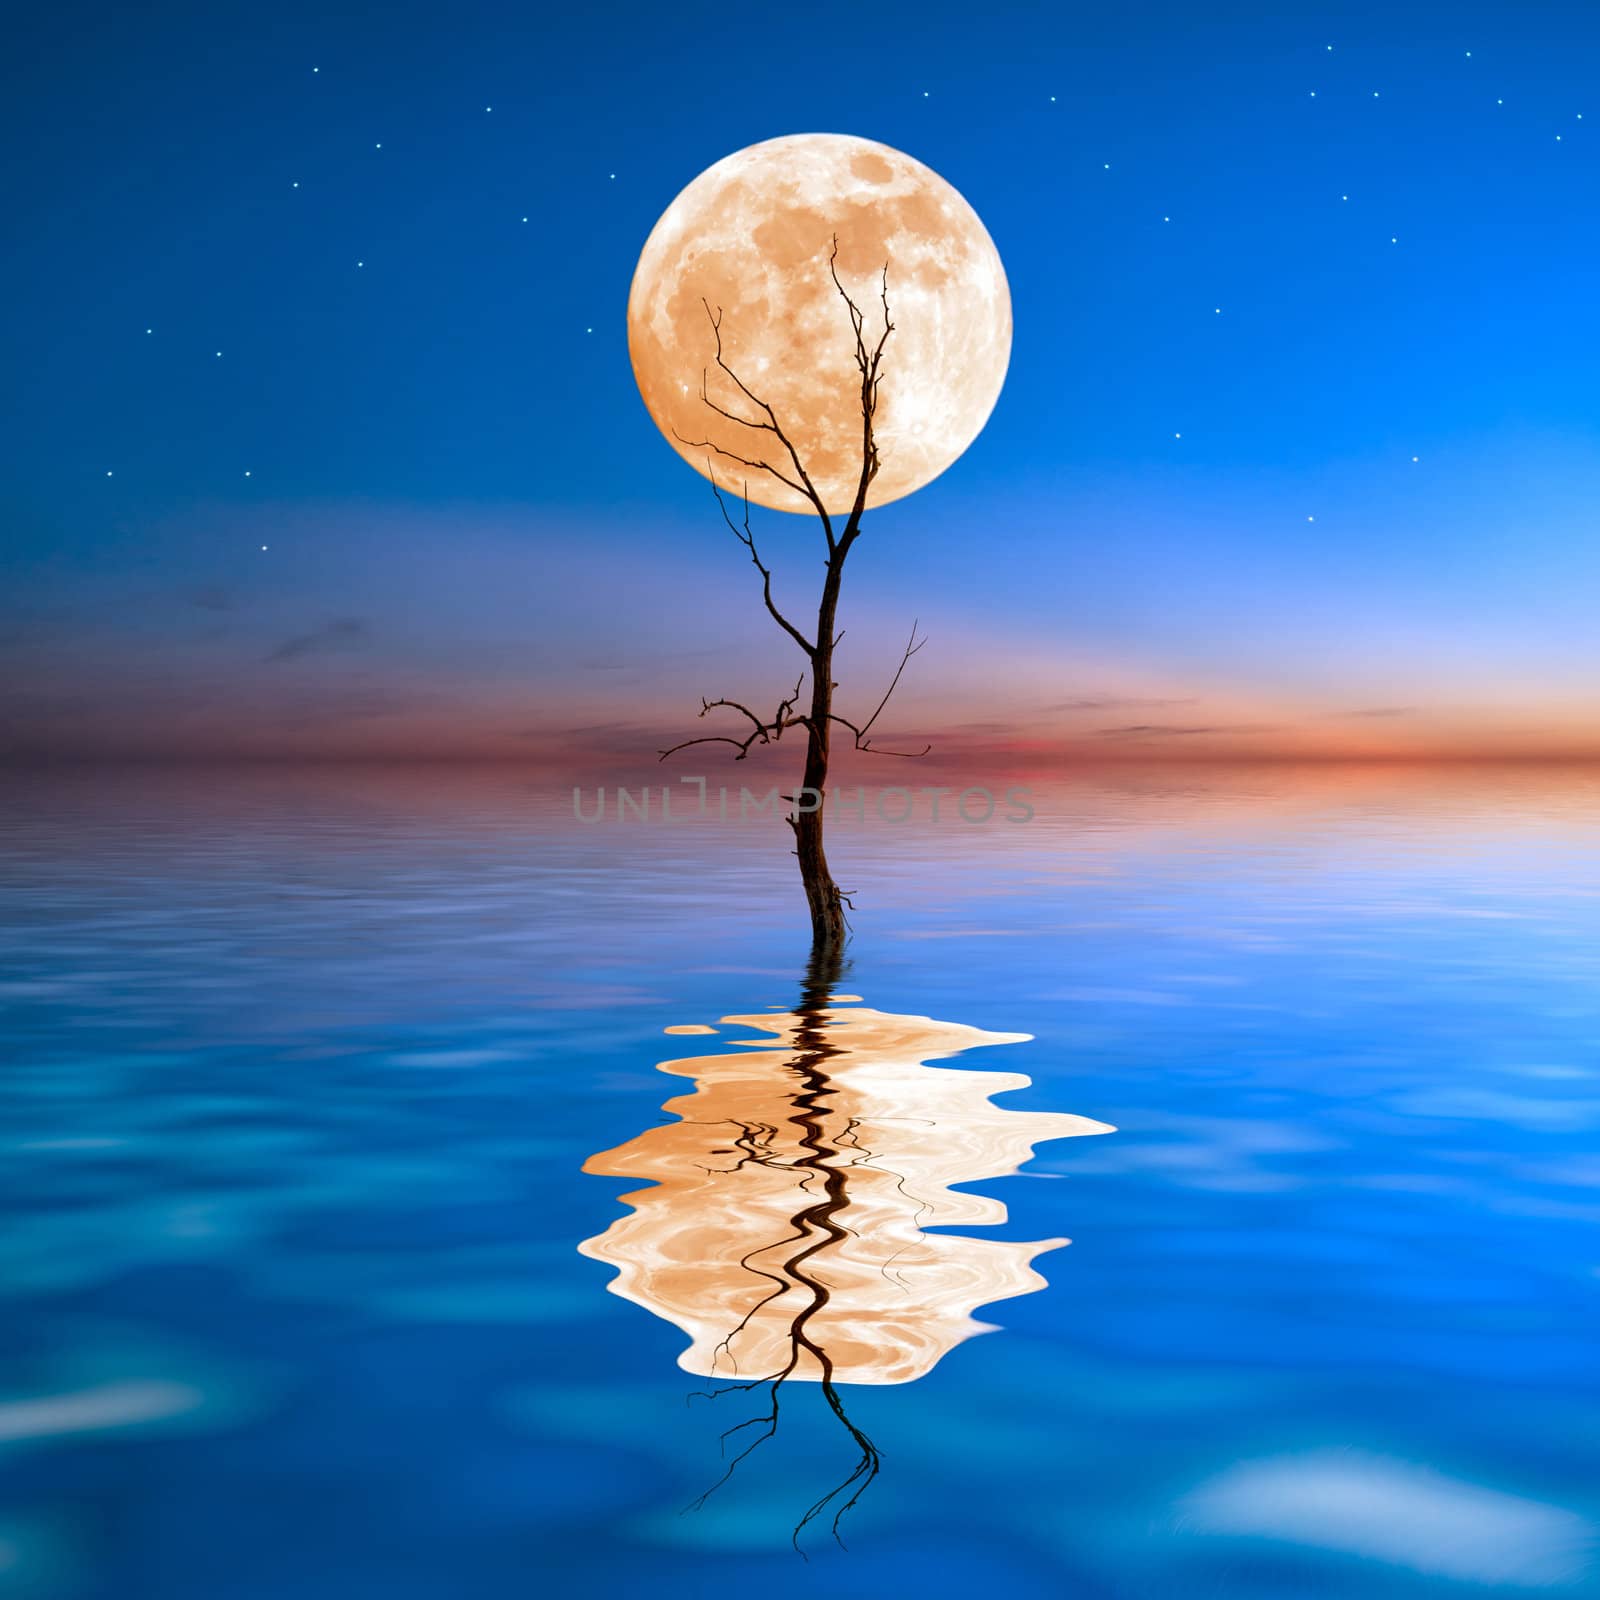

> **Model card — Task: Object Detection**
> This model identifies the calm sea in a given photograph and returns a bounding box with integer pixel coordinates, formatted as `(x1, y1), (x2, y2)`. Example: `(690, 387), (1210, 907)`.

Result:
(3, 763), (1598, 1597)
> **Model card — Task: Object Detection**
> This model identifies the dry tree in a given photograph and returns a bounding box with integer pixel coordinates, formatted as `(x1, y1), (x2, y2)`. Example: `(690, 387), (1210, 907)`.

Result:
(659, 238), (929, 949)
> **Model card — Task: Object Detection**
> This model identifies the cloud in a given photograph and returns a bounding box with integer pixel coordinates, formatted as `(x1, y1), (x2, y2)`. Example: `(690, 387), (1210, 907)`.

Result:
(1326, 706), (1417, 719)
(1046, 696), (1200, 713)
(1180, 1450), (1593, 1586)
(264, 617), (368, 663)
(251, 684), (428, 730)
(1093, 722), (1278, 739)
(558, 720), (662, 739)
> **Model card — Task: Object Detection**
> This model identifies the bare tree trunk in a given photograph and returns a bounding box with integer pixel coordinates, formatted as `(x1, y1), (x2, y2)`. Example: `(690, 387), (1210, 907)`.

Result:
(793, 558), (847, 947)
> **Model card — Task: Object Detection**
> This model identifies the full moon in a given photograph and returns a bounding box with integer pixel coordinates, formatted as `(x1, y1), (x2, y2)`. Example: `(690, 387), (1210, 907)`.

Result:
(628, 133), (1012, 516)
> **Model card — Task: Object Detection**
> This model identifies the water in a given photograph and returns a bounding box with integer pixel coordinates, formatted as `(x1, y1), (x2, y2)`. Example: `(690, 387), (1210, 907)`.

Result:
(3, 763), (1598, 1596)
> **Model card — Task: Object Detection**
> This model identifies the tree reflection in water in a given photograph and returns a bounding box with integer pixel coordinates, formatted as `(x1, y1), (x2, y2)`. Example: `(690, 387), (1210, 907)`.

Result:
(580, 947), (1113, 1549)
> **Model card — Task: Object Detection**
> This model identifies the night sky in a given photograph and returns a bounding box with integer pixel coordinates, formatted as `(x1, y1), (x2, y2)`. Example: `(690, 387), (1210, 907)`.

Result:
(5, 0), (1598, 762)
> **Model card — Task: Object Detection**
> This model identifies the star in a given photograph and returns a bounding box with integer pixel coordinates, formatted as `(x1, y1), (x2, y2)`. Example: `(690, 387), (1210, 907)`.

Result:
(1163, 215), (1170, 221)
(521, 215), (528, 223)
(375, 142), (382, 149)
(215, 351), (222, 357)
(609, 173), (616, 180)
(1174, 432), (1182, 439)
(260, 544), (268, 551)
(485, 105), (492, 112)
(312, 67), (319, 73)
(1049, 95), (1056, 103)
(1342, 194), (1349, 201)
(244, 470), (252, 478)
(1310, 91), (1317, 98)
(292, 181), (299, 188)
(1373, 91), (1380, 98)
(357, 260), (364, 267)
(1307, 515), (1315, 522)
(586, 326), (593, 333)
(1412, 455), (1420, 462)
(106, 470), (113, 477)
(1214, 307), (1221, 314)
(1391, 236), (1398, 243)
(145, 327), (153, 334)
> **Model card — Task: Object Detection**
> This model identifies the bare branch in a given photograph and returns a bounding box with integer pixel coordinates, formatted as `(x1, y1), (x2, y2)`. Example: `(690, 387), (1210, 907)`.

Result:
(826, 622), (931, 757)
(826, 237), (896, 550)
(658, 731), (767, 761)
(671, 425), (810, 501)
(702, 695), (773, 738)
(825, 716), (931, 759)
(857, 621), (926, 741)
(709, 477), (817, 659)
(772, 674), (808, 730)
(692, 301), (836, 543)
(829, 244), (867, 359)
(658, 675), (811, 762)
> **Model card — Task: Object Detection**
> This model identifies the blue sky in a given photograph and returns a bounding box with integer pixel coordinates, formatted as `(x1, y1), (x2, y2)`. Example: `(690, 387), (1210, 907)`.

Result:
(4, 0), (1599, 758)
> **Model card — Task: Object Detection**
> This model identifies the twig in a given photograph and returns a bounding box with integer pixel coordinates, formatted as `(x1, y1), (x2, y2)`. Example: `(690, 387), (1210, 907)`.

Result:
(826, 622), (931, 756)
(709, 477), (816, 659)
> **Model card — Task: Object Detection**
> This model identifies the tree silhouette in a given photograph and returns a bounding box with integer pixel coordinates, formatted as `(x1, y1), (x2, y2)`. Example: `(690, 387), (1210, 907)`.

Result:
(659, 238), (929, 948)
